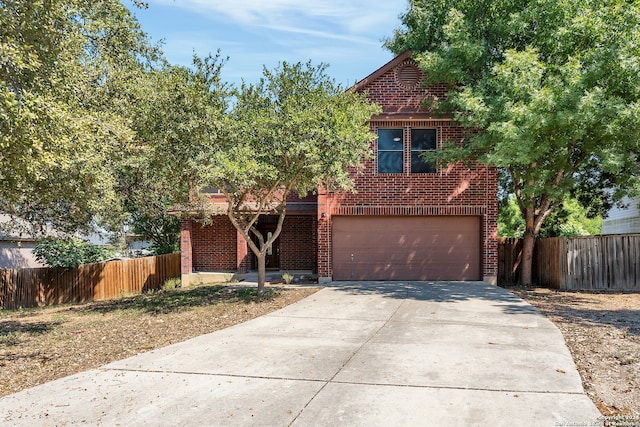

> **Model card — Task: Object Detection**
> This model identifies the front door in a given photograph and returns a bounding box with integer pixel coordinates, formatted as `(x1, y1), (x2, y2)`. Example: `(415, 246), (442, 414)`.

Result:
(257, 224), (280, 270)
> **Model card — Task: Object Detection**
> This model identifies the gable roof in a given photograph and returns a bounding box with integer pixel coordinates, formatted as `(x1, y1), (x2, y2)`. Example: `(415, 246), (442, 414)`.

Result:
(350, 50), (413, 93)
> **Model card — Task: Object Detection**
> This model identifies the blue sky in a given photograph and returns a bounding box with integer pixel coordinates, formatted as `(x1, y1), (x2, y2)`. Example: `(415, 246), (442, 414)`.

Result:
(127, 0), (408, 88)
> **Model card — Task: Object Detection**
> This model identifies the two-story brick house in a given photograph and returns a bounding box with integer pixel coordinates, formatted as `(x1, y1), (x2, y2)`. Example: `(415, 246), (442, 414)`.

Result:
(180, 51), (498, 284)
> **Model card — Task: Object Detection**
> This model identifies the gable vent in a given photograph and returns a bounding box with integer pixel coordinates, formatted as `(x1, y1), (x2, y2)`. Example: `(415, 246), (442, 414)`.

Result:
(395, 63), (421, 88)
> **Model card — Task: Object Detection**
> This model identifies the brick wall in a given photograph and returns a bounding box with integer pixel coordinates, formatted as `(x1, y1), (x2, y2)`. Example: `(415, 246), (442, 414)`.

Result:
(186, 217), (238, 272)
(317, 56), (499, 282)
(365, 58), (447, 115)
(279, 215), (317, 271)
(183, 214), (317, 274)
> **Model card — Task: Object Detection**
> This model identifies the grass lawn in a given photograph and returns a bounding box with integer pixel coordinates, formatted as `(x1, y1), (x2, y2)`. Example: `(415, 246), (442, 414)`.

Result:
(0, 283), (318, 397)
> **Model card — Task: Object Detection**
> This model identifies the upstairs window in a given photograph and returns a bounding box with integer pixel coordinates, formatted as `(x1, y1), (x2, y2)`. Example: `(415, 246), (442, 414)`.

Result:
(411, 129), (437, 173)
(201, 187), (223, 194)
(377, 129), (404, 173)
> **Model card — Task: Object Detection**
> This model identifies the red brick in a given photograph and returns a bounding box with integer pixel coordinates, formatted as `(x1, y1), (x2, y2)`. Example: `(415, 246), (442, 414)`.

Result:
(182, 215), (317, 273)
(316, 54), (498, 281)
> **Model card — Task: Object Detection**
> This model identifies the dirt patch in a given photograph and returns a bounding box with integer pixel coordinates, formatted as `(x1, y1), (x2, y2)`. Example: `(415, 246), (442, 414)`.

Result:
(0, 284), (319, 397)
(509, 287), (640, 417)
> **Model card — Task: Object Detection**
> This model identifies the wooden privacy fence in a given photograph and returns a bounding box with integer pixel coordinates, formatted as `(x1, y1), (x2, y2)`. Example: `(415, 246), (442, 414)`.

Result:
(497, 238), (522, 286)
(498, 235), (640, 291)
(534, 237), (569, 289)
(0, 253), (180, 309)
(564, 235), (640, 291)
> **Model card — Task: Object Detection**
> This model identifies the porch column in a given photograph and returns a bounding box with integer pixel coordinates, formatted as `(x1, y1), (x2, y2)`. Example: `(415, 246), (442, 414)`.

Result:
(237, 230), (249, 273)
(180, 219), (193, 286)
(317, 190), (332, 282)
(483, 166), (499, 285)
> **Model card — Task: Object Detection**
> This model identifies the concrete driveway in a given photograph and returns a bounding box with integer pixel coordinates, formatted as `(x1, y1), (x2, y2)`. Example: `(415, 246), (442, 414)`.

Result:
(0, 281), (601, 426)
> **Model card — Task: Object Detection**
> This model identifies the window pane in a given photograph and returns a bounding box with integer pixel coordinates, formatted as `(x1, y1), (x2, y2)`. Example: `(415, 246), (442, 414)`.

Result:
(378, 152), (403, 173)
(378, 129), (403, 150)
(411, 129), (436, 150)
(411, 151), (436, 173)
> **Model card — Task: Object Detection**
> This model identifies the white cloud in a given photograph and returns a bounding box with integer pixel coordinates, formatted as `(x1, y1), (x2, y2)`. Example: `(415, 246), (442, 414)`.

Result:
(153, 0), (404, 39)
(265, 24), (376, 45)
(135, 0), (406, 86)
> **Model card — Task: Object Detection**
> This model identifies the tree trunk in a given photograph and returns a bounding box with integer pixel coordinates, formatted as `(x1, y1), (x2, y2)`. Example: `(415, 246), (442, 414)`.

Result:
(521, 230), (536, 286)
(518, 197), (555, 286)
(256, 251), (266, 296)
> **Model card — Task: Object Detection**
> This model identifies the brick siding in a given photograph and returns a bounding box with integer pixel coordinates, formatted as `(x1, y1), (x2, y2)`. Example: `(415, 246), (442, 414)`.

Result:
(279, 215), (317, 271)
(182, 214), (317, 273)
(183, 216), (238, 272)
(317, 55), (499, 281)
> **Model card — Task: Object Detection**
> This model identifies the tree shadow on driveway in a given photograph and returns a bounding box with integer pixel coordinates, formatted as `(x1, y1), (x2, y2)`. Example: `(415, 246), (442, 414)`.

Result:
(325, 280), (541, 317)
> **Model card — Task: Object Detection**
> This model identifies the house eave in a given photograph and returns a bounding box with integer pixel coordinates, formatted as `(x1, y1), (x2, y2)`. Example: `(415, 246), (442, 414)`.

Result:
(350, 50), (413, 93)
(169, 202), (318, 217)
(370, 113), (454, 122)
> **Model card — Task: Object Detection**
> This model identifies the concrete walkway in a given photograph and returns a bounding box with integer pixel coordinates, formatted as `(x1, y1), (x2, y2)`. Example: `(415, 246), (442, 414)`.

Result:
(0, 281), (602, 426)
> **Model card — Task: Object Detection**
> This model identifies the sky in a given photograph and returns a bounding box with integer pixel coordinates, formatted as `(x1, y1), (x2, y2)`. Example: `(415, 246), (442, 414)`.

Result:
(126, 0), (409, 88)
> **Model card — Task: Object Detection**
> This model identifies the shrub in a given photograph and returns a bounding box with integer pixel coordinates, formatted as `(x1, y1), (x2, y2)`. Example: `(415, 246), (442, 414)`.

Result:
(161, 278), (181, 292)
(282, 272), (294, 284)
(33, 237), (114, 268)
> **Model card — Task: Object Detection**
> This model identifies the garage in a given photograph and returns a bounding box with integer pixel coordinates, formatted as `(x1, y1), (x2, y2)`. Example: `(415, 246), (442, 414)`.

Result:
(332, 216), (481, 281)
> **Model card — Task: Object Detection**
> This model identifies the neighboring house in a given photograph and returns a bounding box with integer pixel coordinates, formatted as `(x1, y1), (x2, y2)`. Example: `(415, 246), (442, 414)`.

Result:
(602, 197), (640, 234)
(0, 214), (47, 268)
(0, 237), (44, 269)
(180, 51), (498, 284)
(0, 214), (150, 268)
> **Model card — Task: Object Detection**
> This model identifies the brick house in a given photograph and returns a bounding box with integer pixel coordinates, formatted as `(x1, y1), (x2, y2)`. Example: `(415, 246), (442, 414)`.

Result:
(180, 51), (498, 284)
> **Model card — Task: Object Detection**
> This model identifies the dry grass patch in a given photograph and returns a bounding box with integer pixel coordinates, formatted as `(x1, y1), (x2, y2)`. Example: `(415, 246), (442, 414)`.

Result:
(510, 287), (640, 417)
(0, 284), (319, 397)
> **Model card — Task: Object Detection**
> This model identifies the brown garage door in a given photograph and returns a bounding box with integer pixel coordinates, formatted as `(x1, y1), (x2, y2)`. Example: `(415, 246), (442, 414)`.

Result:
(332, 216), (481, 281)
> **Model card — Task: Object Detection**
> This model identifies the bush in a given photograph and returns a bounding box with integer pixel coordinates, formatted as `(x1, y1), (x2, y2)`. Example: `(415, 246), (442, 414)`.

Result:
(161, 278), (181, 291)
(33, 237), (115, 268)
(282, 272), (294, 284)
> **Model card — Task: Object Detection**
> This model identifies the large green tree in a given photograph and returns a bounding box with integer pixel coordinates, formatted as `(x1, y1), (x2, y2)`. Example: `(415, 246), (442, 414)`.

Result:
(0, 0), (158, 236)
(387, 0), (640, 284)
(499, 195), (602, 238)
(191, 62), (381, 294)
(33, 237), (115, 268)
(119, 53), (230, 254)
